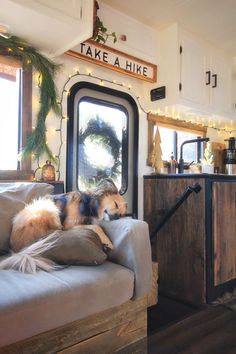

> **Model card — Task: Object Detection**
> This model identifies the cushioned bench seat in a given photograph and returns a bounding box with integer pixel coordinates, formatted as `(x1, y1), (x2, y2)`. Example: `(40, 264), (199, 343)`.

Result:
(0, 262), (134, 347)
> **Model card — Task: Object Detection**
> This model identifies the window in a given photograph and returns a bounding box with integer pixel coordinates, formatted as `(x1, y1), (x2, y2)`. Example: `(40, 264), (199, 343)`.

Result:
(66, 82), (139, 215)
(159, 126), (203, 163)
(77, 99), (128, 193)
(0, 68), (20, 169)
(147, 113), (207, 166)
(0, 56), (32, 179)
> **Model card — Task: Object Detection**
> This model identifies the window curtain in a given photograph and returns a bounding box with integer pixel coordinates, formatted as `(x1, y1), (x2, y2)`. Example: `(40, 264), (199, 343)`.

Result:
(0, 55), (21, 81)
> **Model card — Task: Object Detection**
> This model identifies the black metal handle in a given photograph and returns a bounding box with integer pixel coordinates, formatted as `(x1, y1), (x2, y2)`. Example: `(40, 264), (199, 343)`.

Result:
(212, 74), (217, 88)
(206, 71), (211, 85)
(150, 183), (202, 240)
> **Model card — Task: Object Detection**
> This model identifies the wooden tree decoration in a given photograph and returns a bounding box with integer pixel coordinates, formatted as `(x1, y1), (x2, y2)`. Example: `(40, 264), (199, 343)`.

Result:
(151, 125), (164, 173)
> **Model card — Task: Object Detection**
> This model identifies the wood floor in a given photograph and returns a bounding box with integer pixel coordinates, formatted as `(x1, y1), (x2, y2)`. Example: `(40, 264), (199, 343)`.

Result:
(148, 305), (236, 354)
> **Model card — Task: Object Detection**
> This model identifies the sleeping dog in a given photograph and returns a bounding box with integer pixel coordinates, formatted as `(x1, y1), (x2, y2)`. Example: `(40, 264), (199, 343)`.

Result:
(10, 179), (127, 252)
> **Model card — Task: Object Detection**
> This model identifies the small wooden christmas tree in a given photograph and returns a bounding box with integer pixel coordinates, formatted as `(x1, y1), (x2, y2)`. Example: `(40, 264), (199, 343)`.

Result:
(151, 126), (163, 173)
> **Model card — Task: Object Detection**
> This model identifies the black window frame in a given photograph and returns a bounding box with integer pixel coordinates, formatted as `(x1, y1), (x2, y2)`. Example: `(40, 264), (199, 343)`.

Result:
(66, 81), (139, 216)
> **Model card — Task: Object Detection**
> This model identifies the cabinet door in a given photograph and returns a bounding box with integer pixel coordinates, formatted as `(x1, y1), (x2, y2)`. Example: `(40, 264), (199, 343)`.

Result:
(213, 182), (236, 286)
(144, 177), (206, 304)
(210, 55), (232, 114)
(180, 35), (209, 106)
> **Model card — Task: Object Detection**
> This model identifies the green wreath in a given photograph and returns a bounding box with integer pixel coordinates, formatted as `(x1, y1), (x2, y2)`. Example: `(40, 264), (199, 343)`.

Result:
(79, 117), (121, 186)
(0, 35), (61, 161)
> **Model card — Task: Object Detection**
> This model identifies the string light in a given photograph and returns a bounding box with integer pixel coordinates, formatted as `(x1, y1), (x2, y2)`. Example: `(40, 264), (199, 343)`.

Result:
(37, 69), (235, 180)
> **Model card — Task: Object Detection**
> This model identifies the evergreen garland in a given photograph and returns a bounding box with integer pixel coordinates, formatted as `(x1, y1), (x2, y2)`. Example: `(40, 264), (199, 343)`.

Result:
(0, 35), (61, 161)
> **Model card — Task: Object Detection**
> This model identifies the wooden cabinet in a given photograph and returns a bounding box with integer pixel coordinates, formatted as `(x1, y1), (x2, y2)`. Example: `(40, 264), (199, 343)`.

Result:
(144, 174), (236, 305)
(213, 182), (236, 286)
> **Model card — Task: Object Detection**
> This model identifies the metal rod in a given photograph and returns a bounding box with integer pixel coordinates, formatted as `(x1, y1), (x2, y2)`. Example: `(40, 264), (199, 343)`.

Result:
(150, 182), (202, 240)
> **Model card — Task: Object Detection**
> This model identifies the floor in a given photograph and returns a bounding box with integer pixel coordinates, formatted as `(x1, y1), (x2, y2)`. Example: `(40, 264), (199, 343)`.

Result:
(147, 295), (236, 354)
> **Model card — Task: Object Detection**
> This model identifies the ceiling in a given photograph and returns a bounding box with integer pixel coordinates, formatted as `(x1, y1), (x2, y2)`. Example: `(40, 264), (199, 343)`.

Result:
(102, 0), (236, 57)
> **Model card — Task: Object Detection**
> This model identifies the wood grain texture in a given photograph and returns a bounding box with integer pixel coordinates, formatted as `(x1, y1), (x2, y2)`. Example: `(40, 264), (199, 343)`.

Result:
(58, 310), (146, 354)
(144, 177), (206, 304)
(148, 306), (236, 354)
(147, 262), (158, 307)
(0, 293), (150, 354)
(213, 182), (236, 285)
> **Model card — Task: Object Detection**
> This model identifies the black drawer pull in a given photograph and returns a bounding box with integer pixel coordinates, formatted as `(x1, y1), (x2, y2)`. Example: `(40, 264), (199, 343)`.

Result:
(206, 71), (211, 85)
(212, 73), (217, 88)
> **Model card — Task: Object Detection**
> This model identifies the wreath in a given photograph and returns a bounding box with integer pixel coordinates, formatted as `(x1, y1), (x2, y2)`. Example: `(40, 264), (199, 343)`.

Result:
(0, 35), (61, 161)
(79, 117), (121, 186)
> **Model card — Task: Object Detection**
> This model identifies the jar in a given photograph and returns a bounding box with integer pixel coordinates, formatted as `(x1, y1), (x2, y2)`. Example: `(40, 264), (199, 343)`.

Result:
(41, 160), (55, 181)
(167, 153), (177, 174)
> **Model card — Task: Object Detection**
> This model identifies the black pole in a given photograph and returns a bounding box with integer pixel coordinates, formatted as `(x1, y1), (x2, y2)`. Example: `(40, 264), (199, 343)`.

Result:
(150, 183), (202, 240)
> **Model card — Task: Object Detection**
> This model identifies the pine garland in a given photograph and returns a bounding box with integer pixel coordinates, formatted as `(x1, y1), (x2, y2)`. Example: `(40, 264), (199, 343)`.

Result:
(0, 35), (61, 161)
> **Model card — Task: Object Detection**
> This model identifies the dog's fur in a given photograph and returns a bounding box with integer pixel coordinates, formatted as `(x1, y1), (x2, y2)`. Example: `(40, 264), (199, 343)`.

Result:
(9, 179), (127, 253)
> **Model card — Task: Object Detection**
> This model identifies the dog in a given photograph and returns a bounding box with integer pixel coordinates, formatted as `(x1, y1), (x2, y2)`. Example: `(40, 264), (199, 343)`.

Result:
(9, 178), (127, 253)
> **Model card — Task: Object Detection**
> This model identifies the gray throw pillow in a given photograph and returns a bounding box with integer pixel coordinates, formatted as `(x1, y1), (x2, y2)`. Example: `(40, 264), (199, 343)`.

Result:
(0, 183), (54, 254)
(43, 228), (107, 265)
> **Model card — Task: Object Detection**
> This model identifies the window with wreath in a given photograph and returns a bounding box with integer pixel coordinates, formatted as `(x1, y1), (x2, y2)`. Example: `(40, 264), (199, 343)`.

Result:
(77, 99), (128, 193)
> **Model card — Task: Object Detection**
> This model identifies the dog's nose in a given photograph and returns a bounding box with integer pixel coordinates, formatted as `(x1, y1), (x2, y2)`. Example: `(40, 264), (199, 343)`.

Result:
(113, 213), (120, 220)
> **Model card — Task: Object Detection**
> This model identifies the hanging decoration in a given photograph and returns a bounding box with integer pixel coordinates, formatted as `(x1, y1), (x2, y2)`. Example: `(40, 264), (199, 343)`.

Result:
(0, 35), (61, 161)
(92, 0), (117, 44)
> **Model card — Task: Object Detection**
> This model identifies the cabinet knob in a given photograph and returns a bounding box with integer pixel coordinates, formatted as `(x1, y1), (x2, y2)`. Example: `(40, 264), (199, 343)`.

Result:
(206, 71), (211, 85)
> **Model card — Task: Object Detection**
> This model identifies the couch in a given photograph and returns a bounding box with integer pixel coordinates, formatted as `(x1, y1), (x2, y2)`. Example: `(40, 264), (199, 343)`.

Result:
(0, 182), (157, 354)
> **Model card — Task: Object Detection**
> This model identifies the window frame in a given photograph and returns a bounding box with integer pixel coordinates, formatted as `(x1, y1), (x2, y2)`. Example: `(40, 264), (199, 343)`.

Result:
(0, 65), (32, 180)
(147, 113), (207, 165)
(66, 81), (139, 216)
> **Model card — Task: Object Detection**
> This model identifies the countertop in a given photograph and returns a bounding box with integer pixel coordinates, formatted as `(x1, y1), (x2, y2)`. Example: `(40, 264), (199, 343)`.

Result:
(143, 173), (236, 180)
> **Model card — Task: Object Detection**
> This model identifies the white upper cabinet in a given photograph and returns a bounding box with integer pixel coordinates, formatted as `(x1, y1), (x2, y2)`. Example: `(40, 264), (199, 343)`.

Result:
(180, 33), (208, 107)
(1, 0), (94, 57)
(158, 24), (234, 119)
(209, 53), (232, 113)
(180, 32), (233, 115)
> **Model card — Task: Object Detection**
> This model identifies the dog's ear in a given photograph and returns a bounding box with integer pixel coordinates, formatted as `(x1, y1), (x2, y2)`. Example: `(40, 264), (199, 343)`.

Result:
(95, 178), (118, 195)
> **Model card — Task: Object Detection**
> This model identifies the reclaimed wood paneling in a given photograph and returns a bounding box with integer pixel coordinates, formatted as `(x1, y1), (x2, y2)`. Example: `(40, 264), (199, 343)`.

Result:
(213, 182), (236, 285)
(0, 298), (148, 354)
(144, 177), (206, 304)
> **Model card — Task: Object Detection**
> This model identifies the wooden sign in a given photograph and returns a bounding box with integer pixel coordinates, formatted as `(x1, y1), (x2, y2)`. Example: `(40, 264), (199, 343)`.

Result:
(66, 39), (157, 83)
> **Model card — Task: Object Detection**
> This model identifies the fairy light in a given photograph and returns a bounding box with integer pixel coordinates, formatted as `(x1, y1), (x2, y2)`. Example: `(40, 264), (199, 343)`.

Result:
(42, 68), (236, 181)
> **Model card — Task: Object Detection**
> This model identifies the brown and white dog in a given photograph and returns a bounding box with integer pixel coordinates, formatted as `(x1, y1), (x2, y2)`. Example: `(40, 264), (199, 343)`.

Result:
(10, 178), (127, 252)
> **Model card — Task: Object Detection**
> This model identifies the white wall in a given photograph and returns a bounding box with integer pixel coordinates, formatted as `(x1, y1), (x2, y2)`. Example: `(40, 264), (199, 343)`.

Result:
(32, 2), (159, 218)
(32, 2), (232, 218)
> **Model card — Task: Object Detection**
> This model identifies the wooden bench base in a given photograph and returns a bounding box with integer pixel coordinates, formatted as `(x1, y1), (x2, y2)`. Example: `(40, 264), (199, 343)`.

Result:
(0, 263), (158, 354)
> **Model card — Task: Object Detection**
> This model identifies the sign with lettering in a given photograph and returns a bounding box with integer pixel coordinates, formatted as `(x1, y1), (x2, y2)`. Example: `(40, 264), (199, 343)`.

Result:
(66, 40), (157, 83)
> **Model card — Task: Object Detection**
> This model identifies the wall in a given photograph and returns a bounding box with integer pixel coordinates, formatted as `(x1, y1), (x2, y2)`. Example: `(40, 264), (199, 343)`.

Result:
(32, 2), (160, 219)
(32, 2), (233, 218)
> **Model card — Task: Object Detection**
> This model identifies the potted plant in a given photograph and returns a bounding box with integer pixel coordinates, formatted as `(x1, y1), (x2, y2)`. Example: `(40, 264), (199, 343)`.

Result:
(201, 142), (214, 173)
